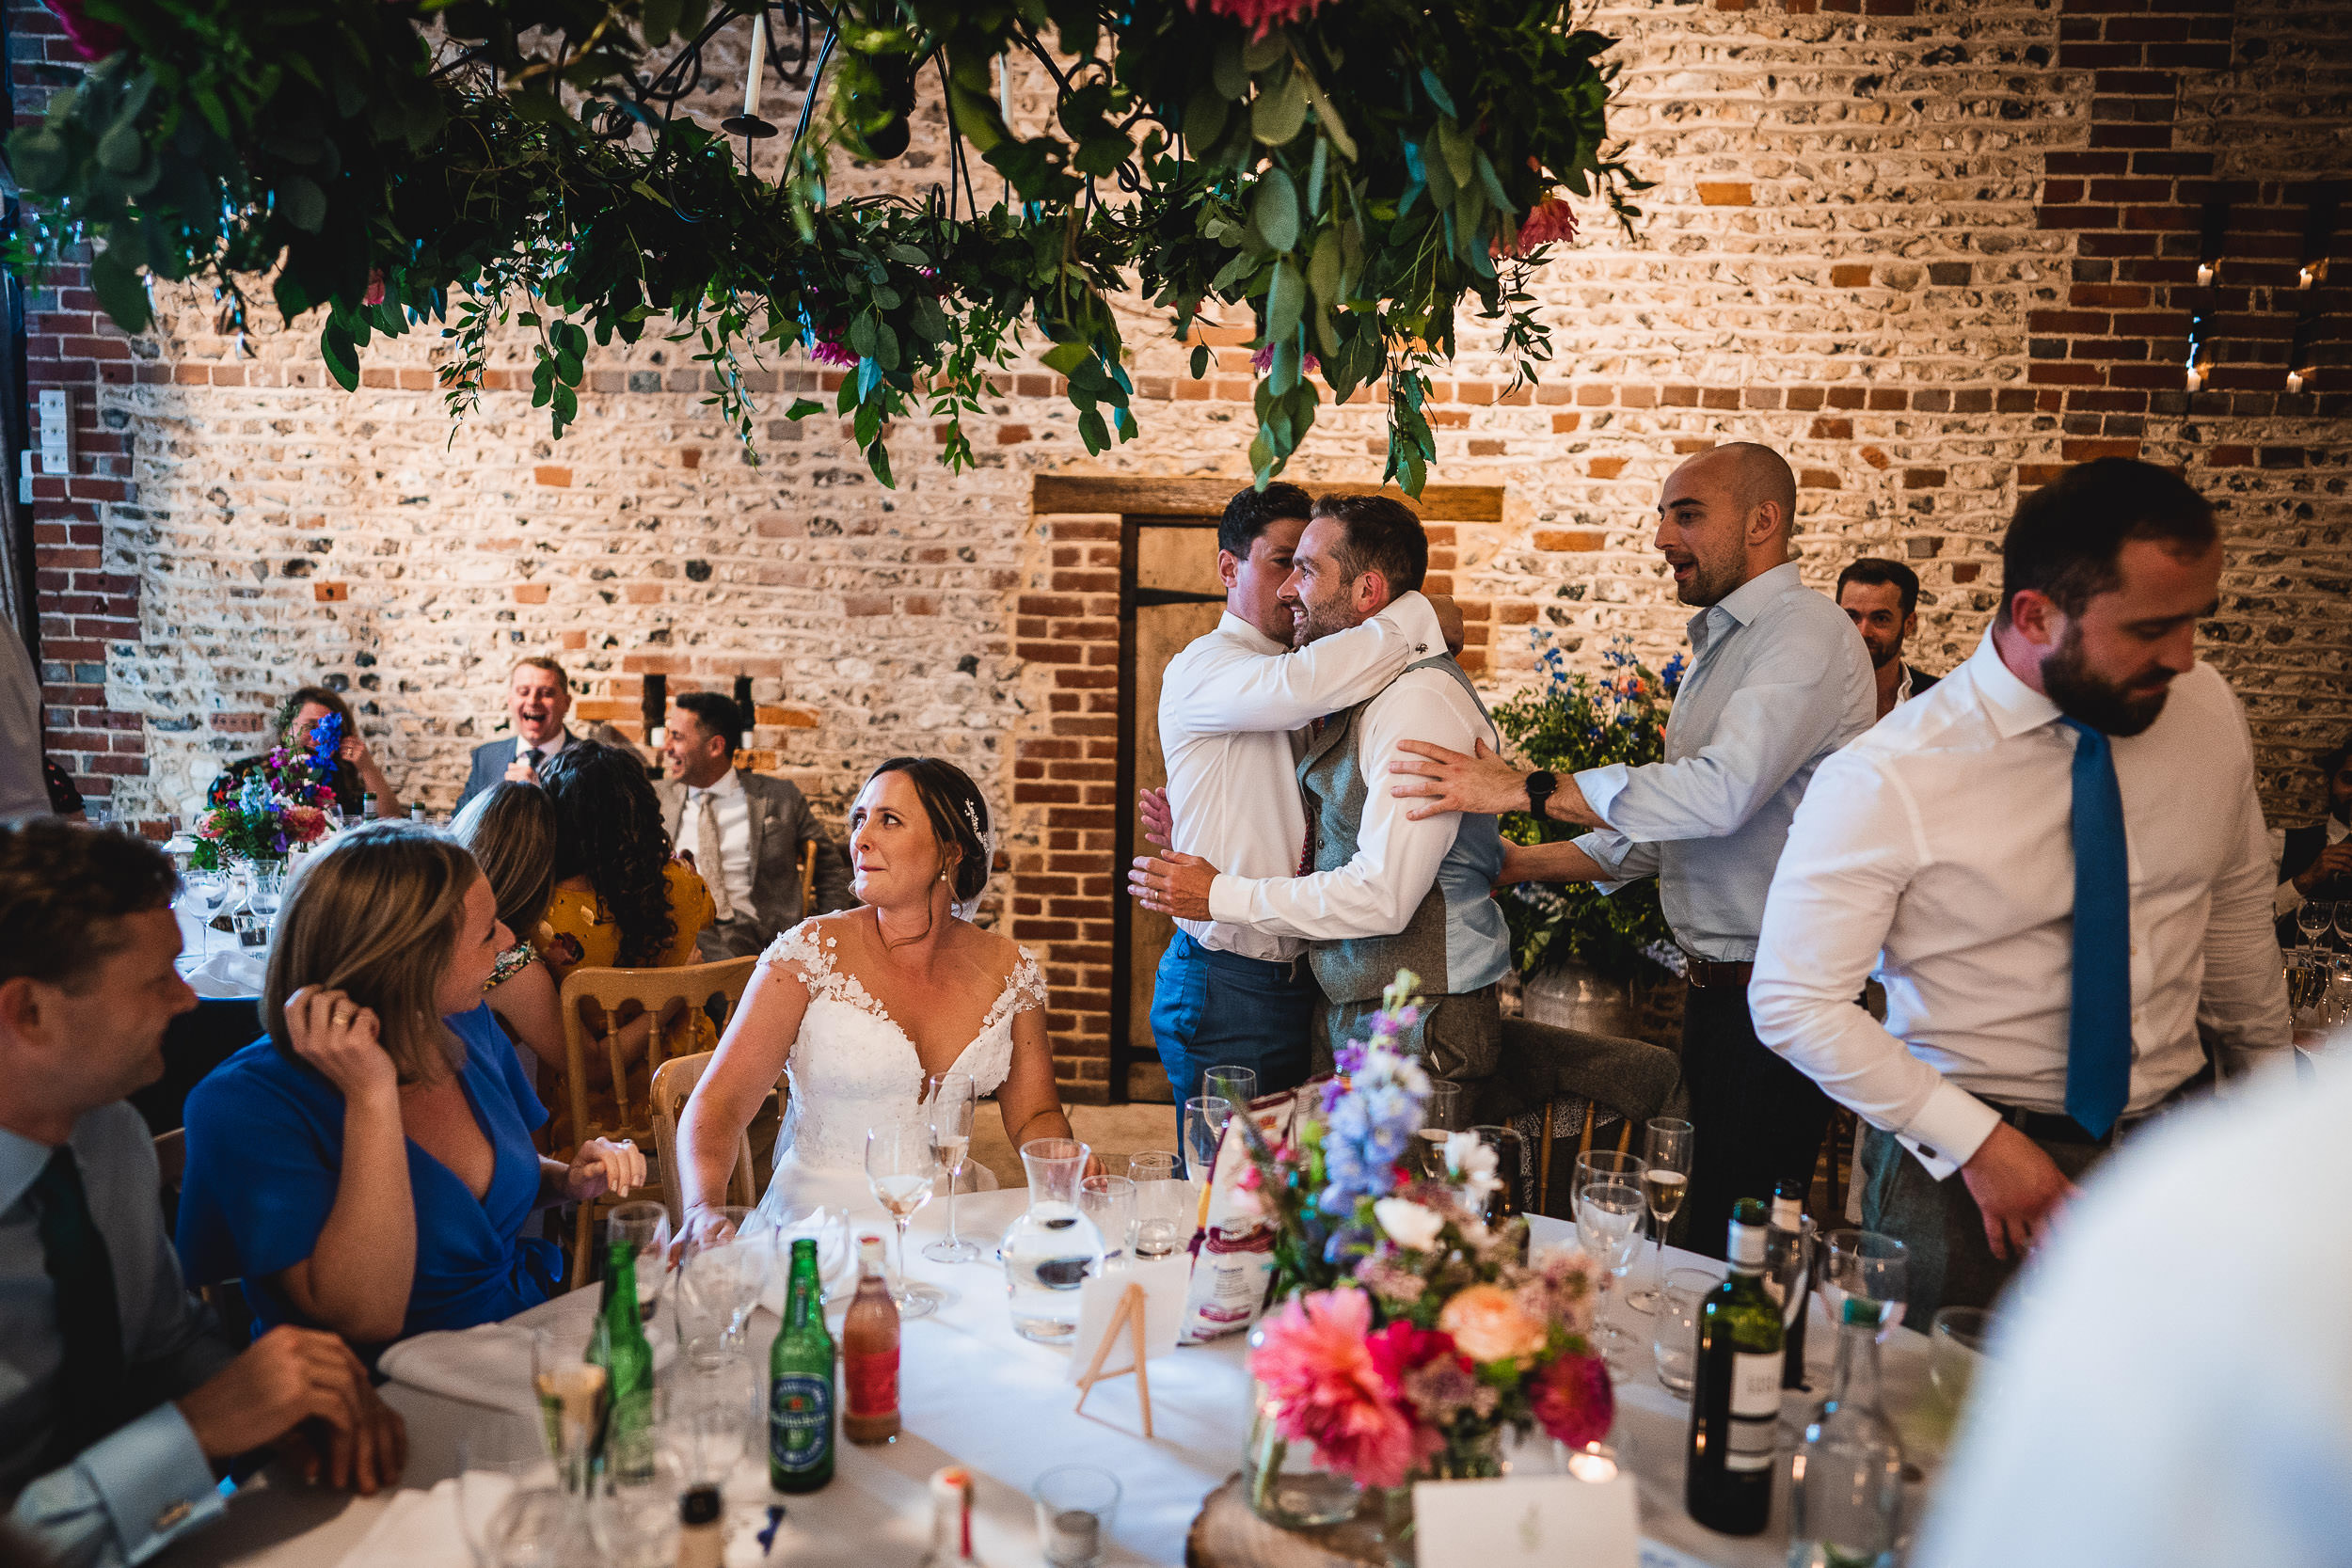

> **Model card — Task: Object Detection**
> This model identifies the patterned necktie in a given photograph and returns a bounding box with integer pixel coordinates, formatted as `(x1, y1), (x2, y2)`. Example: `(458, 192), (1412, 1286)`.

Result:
(2057, 718), (2133, 1138)
(33, 1146), (128, 1464)
(698, 792), (734, 922)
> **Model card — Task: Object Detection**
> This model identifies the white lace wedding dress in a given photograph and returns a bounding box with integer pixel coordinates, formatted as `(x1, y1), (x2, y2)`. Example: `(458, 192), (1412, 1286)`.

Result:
(749, 918), (1048, 1226)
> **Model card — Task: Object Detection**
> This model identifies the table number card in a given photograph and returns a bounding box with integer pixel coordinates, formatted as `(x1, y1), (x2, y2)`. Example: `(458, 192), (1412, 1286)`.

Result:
(1065, 1256), (1188, 1383)
(1409, 1472), (1640, 1568)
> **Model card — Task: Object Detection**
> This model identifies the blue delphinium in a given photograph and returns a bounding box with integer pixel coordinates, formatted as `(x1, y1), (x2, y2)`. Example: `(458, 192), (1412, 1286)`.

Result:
(1315, 972), (1432, 1216)
(307, 709), (344, 778)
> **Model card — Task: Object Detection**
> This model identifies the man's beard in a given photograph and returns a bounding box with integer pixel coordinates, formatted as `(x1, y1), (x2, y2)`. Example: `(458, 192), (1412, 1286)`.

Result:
(1294, 594), (1355, 645)
(2042, 625), (2170, 736)
(1676, 552), (1744, 608)
(1863, 636), (1900, 671)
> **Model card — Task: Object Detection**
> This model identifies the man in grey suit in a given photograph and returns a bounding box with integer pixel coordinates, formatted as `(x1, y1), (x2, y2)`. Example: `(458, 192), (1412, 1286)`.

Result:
(455, 656), (580, 812)
(656, 691), (853, 958)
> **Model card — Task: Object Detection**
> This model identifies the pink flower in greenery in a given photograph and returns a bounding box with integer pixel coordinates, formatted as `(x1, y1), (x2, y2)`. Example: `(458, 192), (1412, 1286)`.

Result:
(1494, 197), (1579, 259)
(1250, 1289), (1438, 1489)
(807, 330), (858, 369)
(1528, 1352), (1614, 1449)
(43, 0), (123, 60)
(1251, 343), (1322, 375)
(363, 270), (387, 307)
(1196, 0), (1328, 42)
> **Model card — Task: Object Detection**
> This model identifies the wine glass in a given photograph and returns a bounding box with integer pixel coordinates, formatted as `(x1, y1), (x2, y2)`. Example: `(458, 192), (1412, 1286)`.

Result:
(1573, 1150), (1645, 1363)
(2296, 897), (2330, 948)
(922, 1072), (979, 1263)
(606, 1201), (671, 1328)
(1819, 1228), (1909, 1336)
(1182, 1095), (1233, 1182)
(1417, 1080), (1464, 1178)
(1626, 1117), (1692, 1312)
(456, 1415), (561, 1568)
(179, 867), (227, 958)
(676, 1204), (768, 1355)
(865, 1125), (944, 1320)
(2334, 900), (2352, 950)
(1202, 1064), (1259, 1111)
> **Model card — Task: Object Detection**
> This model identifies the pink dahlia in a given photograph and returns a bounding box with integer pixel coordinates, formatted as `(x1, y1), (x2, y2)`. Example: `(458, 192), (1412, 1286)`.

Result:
(363, 270), (387, 307)
(1195, 0), (1328, 42)
(1251, 1289), (1438, 1489)
(1528, 1352), (1614, 1449)
(1251, 343), (1322, 375)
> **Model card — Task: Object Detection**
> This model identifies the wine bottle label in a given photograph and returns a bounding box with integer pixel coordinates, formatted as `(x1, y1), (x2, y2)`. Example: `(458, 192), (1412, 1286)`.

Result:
(1726, 1352), (1780, 1473)
(846, 1350), (898, 1418)
(771, 1373), (834, 1472)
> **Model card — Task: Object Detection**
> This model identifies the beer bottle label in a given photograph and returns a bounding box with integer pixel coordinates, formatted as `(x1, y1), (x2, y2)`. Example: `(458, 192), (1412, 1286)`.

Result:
(771, 1374), (834, 1473)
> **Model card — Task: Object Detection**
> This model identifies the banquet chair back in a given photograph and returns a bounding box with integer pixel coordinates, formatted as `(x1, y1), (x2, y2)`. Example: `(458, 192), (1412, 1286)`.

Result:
(1473, 1018), (1681, 1217)
(154, 1128), (254, 1339)
(648, 1051), (763, 1226)
(798, 840), (818, 925)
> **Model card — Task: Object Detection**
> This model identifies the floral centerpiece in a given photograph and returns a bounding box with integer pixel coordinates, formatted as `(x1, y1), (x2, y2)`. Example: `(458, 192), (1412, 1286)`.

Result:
(1488, 638), (1684, 983)
(1238, 973), (1613, 1538)
(189, 712), (342, 871)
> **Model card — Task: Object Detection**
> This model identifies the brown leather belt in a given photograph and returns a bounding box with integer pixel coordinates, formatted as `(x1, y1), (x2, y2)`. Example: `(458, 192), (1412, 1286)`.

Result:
(1684, 958), (1754, 990)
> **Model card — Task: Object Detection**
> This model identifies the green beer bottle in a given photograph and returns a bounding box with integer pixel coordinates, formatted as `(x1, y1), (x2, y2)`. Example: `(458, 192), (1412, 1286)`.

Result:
(588, 1238), (658, 1482)
(770, 1237), (835, 1492)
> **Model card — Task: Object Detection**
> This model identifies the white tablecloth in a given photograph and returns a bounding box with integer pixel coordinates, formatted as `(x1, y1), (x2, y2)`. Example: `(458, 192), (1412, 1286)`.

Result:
(173, 906), (265, 995)
(185, 1191), (1947, 1568)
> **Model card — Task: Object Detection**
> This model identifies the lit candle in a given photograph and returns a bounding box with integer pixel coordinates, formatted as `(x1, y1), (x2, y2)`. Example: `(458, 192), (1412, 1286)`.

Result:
(743, 9), (767, 123)
(2300, 263), (2316, 289)
(1566, 1444), (1618, 1483)
(2196, 262), (2214, 287)
(2185, 365), (2202, 392)
(2287, 369), (2305, 394)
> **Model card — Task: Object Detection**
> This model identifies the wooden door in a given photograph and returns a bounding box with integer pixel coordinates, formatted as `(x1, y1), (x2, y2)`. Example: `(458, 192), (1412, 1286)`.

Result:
(1117, 520), (1224, 1102)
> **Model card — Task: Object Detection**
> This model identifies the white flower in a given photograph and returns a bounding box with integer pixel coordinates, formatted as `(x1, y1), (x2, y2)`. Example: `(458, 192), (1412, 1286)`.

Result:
(1446, 1132), (1502, 1204)
(1374, 1197), (1446, 1252)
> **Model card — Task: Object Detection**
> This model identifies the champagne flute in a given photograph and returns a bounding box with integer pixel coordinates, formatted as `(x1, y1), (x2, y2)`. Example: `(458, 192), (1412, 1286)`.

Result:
(923, 1071), (980, 1263)
(865, 1125), (944, 1320)
(1416, 1080), (1465, 1179)
(530, 1329), (608, 1492)
(1182, 1095), (1233, 1182)
(1626, 1117), (1693, 1312)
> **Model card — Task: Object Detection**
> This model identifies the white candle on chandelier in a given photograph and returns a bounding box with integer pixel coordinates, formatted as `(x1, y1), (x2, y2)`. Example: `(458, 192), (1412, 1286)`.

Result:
(2185, 364), (2202, 392)
(2287, 369), (2305, 394)
(743, 9), (768, 122)
(2196, 261), (2214, 286)
(2300, 262), (2316, 289)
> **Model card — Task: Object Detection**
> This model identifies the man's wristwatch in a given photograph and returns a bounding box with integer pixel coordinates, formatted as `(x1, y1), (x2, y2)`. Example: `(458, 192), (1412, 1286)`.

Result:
(1523, 769), (1558, 821)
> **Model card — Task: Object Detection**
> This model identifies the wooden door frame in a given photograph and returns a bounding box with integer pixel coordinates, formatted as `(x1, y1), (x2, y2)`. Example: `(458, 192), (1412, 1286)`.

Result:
(1028, 475), (1507, 1102)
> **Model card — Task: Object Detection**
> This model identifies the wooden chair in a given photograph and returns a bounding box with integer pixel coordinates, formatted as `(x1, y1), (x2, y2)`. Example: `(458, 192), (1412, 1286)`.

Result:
(1470, 1017), (1682, 1219)
(797, 839), (818, 921)
(648, 1051), (765, 1227)
(558, 956), (757, 1283)
(155, 1129), (254, 1339)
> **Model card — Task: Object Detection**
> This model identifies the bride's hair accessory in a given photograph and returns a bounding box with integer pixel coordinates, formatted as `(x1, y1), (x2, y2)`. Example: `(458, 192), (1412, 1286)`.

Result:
(961, 797), (983, 843)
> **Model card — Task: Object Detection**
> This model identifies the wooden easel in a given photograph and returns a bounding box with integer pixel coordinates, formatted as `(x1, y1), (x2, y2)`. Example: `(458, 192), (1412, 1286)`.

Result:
(1072, 1281), (1155, 1437)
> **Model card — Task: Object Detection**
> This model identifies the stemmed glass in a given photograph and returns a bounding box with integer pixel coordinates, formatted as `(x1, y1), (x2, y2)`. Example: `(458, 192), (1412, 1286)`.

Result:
(2297, 898), (2331, 948)
(1417, 1080), (1464, 1178)
(455, 1415), (562, 1568)
(676, 1204), (768, 1355)
(1183, 1095), (1233, 1182)
(1819, 1228), (1910, 1335)
(606, 1201), (672, 1328)
(1573, 1150), (1646, 1367)
(865, 1125), (945, 1320)
(179, 866), (228, 958)
(923, 1072), (980, 1263)
(2334, 900), (2352, 950)
(1625, 1117), (1692, 1312)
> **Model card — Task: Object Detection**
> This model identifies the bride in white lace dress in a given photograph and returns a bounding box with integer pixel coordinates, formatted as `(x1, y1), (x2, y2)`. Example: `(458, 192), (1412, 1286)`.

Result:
(675, 758), (1084, 1232)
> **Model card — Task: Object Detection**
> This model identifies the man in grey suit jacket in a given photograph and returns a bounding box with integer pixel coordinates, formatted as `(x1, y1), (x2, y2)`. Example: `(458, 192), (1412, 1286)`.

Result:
(657, 691), (854, 958)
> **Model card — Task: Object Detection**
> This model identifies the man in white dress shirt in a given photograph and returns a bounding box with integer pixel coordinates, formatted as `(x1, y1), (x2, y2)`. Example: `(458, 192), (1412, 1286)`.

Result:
(1133, 494), (1507, 1080)
(1134, 484), (1451, 1113)
(1748, 458), (2292, 1313)
(1386, 444), (1875, 1257)
(657, 692), (851, 959)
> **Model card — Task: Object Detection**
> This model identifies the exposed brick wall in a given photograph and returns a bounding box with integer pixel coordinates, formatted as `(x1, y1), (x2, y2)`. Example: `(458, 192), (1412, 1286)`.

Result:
(11, 0), (2349, 1095)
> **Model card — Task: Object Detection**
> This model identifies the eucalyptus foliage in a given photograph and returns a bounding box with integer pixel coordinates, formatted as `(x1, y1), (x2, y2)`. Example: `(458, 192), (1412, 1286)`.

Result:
(10, 0), (1647, 491)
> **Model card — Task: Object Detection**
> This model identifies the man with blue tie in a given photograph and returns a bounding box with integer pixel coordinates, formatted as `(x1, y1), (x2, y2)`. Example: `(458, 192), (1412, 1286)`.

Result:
(1748, 458), (2293, 1314)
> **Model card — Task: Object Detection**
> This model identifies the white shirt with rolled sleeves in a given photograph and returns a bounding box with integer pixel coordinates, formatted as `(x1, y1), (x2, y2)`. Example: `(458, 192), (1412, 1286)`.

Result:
(1158, 592), (1448, 962)
(1747, 632), (2293, 1181)
(1206, 649), (1502, 980)
(1568, 561), (1876, 963)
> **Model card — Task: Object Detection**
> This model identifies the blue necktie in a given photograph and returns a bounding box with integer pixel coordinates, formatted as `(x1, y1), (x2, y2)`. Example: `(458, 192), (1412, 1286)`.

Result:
(2058, 718), (2133, 1138)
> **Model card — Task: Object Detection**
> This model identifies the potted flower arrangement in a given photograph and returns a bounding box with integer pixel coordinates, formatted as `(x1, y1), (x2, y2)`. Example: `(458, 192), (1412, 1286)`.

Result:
(189, 711), (342, 872)
(1489, 638), (1684, 1035)
(1236, 973), (1613, 1550)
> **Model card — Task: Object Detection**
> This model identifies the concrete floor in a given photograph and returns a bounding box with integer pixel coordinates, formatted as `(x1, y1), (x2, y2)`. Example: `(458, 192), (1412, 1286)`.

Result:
(968, 1101), (1180, 1187)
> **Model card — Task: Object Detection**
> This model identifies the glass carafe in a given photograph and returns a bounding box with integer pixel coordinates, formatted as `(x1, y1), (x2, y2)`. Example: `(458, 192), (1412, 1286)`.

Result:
(1002, 1138), (1104, 1344)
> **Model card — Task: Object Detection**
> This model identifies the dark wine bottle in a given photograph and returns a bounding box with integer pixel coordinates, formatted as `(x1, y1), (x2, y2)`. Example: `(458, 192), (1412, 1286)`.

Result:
(1686, 1197), (1783, 1537)
(1770, 1178), (1811, 1390)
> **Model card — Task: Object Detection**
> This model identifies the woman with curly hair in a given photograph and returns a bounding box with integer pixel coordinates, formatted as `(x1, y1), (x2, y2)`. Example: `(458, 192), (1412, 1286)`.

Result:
(536, 740), (711, 971)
